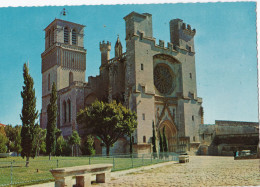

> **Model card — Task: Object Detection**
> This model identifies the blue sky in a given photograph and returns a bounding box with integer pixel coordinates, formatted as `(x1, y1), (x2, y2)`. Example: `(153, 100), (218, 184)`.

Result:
(0, 2), (258, 125)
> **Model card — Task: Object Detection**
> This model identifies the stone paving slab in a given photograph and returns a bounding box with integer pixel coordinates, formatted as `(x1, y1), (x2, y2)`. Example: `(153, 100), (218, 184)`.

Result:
(96, 156), (260, 187)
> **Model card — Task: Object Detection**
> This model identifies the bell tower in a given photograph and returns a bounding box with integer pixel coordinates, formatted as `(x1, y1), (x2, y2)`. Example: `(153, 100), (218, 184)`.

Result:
(40, 19), (87, 129)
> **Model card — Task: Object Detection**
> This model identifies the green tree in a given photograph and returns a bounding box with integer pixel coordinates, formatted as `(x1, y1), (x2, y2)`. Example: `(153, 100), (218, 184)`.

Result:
(40, 141), (46, 155)
(0, 133), (7, 153)
(4, 125), (14, 152)
(159, 130), (164, 159)
(68, 130), (81, 156)
(80, 135), (95, 156)
(55, 128), (62, 142)
(20, 63), (38, 167)
(162, 126), (168, 152)
(62, 140), (72, 156)
(56, 136), (66, 156)
(33, 125), (46, 157)
(46, 82), (57, 160)
(0, 126), (5, 135)
(152, 121), (157, 158)
(159, 130), (163, 152)
(9, 125), (22, 155)
(77, 100), (137, 156)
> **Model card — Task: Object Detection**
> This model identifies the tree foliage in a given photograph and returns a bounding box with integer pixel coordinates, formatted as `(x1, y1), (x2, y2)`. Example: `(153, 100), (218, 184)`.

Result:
(77, 100), (137, 156)
(4, 125), (14, 152)
(20, 63), (38, 166)
(33, 125), (46, 157)
(0, 126), (5, 136)
(46, 82), (57, 159)
(152, 121), (157, 153)
(162, 126), (168, 152)
(159, 130), (163, 153)
(0, 132), (7, 153)
(10, 126), (22, 155)
(4, 125), (22, 155)
(80, 135), (95, 156)
(56, 136), (66, 156)
(68, 130), (81, 156)
(68, 130), (81, 146)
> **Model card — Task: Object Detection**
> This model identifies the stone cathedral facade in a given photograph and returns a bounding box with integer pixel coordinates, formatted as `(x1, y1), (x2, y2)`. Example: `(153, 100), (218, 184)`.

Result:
(40, 12), (204, 155)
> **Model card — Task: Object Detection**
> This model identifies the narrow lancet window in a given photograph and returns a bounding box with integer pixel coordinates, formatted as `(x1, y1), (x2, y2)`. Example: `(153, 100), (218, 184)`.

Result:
(67, 99), (71, 122)
(48, 74), (50, 91)
(69, 72), (73, 85)
(72, 29), (77, 45)
(63, 101), (67, 123)
(64, 27), (69, 44)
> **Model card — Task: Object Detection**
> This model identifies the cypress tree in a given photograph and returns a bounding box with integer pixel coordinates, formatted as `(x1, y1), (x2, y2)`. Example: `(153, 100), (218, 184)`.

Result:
(152, 121), (157, 153)
(46, 82), (57, 160)
(20, 63), (38, 167)
(159, 130), (163, 153)
(163, 126), (168, 152)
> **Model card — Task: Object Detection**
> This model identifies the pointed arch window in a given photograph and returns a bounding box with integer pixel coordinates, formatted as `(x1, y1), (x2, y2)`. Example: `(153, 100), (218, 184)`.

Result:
(63, 101), (67, 123)
(64, 27), (69, 44)
(67, 99), (71, 122)
(48, 30), (51, 48)
(48, 74), (50, 91)
(72, 29), (77, 45)
(69, 72), (73, 85)
(51, 27), (55, 45)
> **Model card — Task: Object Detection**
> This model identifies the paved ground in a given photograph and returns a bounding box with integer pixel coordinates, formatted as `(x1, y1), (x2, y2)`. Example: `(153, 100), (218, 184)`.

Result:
(96, 156), (260, 187)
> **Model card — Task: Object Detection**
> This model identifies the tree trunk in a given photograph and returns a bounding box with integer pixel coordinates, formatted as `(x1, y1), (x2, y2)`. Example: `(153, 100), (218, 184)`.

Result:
(106, 145), (110, 157)
(35, 146), (37, 157)
(25, 156), (29, 167)
(129, 136), (133, 155)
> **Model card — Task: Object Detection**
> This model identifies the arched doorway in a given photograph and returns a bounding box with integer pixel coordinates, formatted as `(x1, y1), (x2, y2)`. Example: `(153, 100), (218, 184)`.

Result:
(158, 120), (178, 152)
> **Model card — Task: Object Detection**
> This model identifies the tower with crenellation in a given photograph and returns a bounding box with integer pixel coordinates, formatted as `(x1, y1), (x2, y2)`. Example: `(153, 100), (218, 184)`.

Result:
(123, 12), (203, 153)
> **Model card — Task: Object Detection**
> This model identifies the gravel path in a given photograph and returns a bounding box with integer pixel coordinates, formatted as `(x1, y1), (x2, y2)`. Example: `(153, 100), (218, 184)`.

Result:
(96, 156), (260, 187)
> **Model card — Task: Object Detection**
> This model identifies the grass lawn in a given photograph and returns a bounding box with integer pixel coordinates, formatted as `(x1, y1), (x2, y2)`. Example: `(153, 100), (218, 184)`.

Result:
(0, 155), (174, 186)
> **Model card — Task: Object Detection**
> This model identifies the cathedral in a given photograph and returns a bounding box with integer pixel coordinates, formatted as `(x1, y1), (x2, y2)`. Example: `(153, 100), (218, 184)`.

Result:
(40, 11), (204, 155)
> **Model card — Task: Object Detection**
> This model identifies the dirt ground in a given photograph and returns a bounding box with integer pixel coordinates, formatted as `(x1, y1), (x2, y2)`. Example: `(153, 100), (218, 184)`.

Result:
(96, 156), (260, 187)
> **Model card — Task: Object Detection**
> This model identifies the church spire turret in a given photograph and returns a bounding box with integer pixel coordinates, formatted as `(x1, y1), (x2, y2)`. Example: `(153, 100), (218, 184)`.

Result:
(115, 35), (122, 58)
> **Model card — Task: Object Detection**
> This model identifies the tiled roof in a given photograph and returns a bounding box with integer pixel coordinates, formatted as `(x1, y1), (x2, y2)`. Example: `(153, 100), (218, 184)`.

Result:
(0, 123), (6, 127)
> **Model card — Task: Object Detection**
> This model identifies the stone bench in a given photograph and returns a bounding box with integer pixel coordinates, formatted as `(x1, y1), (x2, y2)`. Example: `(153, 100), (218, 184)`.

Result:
(179, 155), (189, 163)
(50, 164), (113, 187)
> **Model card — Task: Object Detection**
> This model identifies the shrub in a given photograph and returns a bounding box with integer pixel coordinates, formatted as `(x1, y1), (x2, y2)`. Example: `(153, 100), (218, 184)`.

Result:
(80, 135), (95, 156)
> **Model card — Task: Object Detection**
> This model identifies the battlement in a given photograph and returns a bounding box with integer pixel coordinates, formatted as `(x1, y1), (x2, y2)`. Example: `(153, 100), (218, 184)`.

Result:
(170, 19), (196, 52)
(181, 23), (196, 36)
(156, 39), (174, 51)
(99, 40), (111, 52)
(170, 19), (196, 37)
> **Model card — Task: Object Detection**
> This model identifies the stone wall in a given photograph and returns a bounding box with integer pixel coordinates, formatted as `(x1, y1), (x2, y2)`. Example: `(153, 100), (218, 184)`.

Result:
(199, 121), (259, 156)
